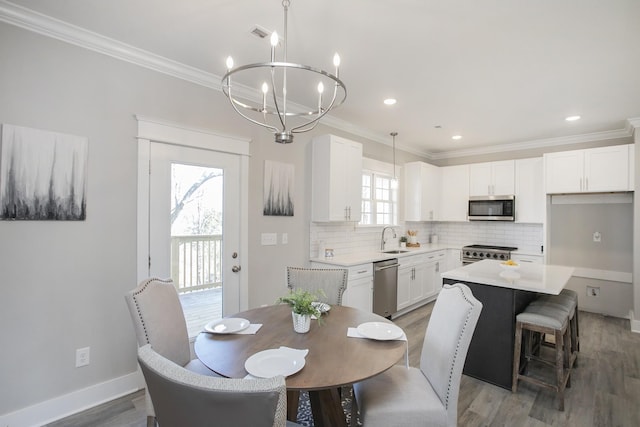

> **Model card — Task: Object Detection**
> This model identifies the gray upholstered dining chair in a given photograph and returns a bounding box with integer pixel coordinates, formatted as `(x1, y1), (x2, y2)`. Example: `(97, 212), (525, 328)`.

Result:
(352, 283), (483, 427)
(137, 344), (301, 427)
(286, 267), (348, 306)
(125, 277), (220, 427)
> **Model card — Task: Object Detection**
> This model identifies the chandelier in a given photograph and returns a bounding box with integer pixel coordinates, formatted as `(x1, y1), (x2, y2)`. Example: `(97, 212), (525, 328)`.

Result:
(222, 0), (347, 144)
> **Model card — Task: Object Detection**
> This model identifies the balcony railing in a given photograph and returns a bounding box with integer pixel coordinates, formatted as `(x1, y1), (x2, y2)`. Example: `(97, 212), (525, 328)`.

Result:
(171, 234), (222, 294)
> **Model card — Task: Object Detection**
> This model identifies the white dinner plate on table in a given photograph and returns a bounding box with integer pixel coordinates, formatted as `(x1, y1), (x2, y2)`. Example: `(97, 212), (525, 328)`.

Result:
(204, 318), (250, 334)
(357, 322), (404, 341)
(244, 349), (306, 378)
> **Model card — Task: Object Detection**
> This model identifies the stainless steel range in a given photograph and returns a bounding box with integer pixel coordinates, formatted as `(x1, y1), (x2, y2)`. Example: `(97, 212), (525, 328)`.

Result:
(462, 244), (518, 265)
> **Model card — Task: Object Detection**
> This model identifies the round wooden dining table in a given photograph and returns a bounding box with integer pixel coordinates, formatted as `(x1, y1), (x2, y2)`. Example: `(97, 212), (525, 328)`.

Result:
(194, 304), (407, 427)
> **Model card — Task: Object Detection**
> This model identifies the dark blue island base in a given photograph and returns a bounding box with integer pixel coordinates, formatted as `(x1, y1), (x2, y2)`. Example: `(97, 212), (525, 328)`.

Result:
(443, 278), (538, 390)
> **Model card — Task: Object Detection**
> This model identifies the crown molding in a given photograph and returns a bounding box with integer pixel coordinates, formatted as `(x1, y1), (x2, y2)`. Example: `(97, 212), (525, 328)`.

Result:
(626, 117), (640, 130)
(0, 0), (634, 160)
(430, 127), (633, 160)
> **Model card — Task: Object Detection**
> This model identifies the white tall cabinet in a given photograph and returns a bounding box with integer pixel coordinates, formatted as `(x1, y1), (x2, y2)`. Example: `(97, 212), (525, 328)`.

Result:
(544, 145), (632, 194)
(311, 134), (363, 222)
(404, 161), (441, 221)
(439, 165), (469, 222)
(469, 160), (515, 196)
(515, 158), (545, 223)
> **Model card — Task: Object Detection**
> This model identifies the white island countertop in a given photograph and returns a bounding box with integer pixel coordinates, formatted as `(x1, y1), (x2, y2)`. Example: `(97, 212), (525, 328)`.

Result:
(441, 259), (574, 295)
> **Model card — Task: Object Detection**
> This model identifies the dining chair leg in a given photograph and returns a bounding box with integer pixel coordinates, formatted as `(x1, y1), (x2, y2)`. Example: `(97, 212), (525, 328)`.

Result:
(309, 388), (348, 427)
(350, 387), (359, 427)
(286, 390), (300, 422)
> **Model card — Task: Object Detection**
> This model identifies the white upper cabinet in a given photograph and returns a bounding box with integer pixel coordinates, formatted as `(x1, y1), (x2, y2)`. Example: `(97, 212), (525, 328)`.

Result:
(311, 134), (363, 222)
(439, 164), (469, 222)
(469, 160), (515, 196)
(515, 158), (544, 223)
(404, 161), (441, 221)
(544, 145), (632, 194)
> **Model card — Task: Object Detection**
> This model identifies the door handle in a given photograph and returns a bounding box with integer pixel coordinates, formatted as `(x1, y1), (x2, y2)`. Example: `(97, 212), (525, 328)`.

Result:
(232, 265), (241, 273)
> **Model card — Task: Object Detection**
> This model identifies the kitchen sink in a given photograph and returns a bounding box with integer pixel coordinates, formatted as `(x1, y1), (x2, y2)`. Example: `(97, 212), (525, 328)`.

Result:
(381, 249), (409, 254)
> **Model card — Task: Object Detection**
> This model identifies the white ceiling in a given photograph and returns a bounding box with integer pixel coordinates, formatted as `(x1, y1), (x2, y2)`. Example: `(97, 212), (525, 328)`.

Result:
(4, 0), (640, 157)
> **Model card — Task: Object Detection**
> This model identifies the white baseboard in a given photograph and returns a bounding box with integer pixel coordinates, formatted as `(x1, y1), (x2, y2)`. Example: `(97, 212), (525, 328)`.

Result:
(631, 310), (640, 334)
(0, 370), (144, 427)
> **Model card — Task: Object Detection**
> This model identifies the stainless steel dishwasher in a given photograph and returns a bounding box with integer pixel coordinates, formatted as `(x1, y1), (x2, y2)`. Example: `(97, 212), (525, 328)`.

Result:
(373, 258), (399, 318)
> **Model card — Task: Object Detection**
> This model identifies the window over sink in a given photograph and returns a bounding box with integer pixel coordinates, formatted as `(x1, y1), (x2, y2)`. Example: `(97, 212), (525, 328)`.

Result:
(361, 171), (398, 226)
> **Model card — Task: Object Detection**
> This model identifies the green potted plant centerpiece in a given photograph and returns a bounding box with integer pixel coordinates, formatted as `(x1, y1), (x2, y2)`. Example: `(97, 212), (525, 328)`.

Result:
(277, 288), (324, 333)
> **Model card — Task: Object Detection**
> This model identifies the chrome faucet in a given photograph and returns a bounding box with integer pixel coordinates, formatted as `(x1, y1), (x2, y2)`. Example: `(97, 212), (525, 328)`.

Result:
(380, 226), (397, 250)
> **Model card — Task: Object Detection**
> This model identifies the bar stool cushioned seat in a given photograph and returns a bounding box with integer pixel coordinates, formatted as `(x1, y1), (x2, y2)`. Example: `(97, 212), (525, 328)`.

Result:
(512, 301), (576, 411)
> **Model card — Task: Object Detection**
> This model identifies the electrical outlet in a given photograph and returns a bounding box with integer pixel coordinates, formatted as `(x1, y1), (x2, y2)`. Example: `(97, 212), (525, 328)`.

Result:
(76, 347), (90, 367)
(587, 286), (600, 297)
(593, 231), (601, 242)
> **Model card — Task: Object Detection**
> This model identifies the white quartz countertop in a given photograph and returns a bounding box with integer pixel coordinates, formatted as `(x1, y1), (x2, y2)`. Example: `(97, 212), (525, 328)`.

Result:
(310, 243), (456, 267)
(441, 259), (574, 295)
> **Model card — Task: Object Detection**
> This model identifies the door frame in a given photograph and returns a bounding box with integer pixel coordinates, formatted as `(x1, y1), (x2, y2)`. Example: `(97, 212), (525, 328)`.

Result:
(135, 115), (251, 312)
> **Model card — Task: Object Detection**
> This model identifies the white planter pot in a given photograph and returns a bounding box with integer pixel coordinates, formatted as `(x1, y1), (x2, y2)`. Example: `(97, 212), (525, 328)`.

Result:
(292, 312), (311, 333)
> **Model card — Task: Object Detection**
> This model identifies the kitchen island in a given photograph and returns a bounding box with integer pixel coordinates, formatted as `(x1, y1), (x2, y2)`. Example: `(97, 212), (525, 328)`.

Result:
(442, 259), (574, 390)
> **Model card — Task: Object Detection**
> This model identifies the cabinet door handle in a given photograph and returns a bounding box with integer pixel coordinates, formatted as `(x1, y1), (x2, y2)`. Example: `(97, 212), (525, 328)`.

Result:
(585, 177), (588, 191)
(357, 270), (368, 274)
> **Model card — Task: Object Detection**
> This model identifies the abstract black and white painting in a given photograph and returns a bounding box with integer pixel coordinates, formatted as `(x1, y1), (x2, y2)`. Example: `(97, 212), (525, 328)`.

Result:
(263, 160), (294, 216)
(0, 124), (88, 220)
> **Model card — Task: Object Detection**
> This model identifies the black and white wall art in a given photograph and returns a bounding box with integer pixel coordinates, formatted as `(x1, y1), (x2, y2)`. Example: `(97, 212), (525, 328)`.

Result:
(0, 124), (88, 220)
(263, 160), (294, 216)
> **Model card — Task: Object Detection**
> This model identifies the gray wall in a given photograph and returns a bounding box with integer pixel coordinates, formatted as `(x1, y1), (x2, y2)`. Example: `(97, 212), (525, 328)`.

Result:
(548, 199), (634, 318)
(0, 22), (415, 417)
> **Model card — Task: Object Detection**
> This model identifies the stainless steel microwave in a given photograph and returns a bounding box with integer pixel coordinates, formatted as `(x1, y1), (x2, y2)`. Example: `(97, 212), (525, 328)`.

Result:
(468, 195), (515, 221)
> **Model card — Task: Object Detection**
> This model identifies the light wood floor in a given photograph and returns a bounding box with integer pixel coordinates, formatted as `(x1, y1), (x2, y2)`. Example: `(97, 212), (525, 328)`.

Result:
(48, 303), (640, 427)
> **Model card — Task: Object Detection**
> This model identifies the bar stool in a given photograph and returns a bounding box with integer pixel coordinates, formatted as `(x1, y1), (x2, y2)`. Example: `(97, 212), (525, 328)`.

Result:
(533, 291), (580, 357)
(560, 289), (580, 352)
(512, 302), (576, 411)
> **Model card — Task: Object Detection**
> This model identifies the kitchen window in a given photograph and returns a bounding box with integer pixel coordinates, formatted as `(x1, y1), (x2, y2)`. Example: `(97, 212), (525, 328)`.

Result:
(361, 172), (398, 225)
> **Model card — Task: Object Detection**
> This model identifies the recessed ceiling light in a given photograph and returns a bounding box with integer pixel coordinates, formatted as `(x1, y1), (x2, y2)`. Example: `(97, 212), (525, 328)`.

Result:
(384, 98), (397, 105)
(452, 135), (462, 140)
(565, 115), (581, 122)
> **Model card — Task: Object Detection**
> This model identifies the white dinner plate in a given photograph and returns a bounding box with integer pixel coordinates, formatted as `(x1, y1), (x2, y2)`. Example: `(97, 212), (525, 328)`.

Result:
(204, 318), (250, 334)
(357, 322), (404, 341)
(244, 349), (306, 378)
(311, 302), (331, 313)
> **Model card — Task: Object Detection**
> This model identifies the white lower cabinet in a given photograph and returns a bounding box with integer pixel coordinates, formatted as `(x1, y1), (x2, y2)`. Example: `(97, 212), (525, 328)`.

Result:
(312, 262), (373, 312)
(398, 251), (445, 311)
(444, 249), (462, 274)
(397, 263), (413, 310)
(424, 251), (446, 298)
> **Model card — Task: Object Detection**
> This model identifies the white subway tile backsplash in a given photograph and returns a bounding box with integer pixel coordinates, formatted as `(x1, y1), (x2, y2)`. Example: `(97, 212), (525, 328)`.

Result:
(310, 221), (544, 258)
